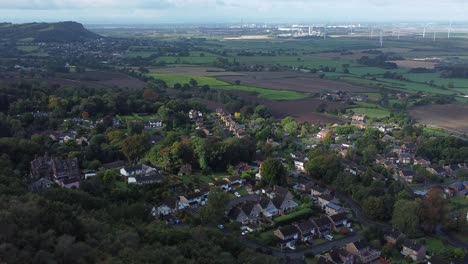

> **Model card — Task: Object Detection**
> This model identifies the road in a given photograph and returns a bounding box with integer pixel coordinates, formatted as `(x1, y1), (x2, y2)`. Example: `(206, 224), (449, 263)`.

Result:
(240, 232), (360, 260)
(336, 192), (391, 230)
(436, 225), (468, 250)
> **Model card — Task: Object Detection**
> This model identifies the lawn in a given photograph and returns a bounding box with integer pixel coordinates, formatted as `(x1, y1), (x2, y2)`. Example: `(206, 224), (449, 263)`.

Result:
(449, 196), (468, 211)
(147, 73), (306, 100)
(274, 208), (314, 225)
(417, 237), (455, 256)
(351, 107), (391, 119)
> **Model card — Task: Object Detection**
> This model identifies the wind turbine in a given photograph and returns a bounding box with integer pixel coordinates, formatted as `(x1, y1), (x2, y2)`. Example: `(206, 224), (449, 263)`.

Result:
(447, 22), (453, 39)
(379, 31), (383, 48)
(423, 23), (432, 38)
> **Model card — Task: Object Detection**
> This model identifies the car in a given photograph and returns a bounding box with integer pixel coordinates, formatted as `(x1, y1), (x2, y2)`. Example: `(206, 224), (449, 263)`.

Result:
(325, 234), (334, 241)
(288, 245), (296, 250)
(234, 192), (241, 197)
(349, 227), (354, 232)
(241, 231), (247, 236)
(217, 224), (224, 230)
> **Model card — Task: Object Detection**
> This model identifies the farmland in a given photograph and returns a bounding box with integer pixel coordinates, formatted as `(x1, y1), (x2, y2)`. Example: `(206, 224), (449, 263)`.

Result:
(410, 104), (468, 135)
(147, 73), (306, 100)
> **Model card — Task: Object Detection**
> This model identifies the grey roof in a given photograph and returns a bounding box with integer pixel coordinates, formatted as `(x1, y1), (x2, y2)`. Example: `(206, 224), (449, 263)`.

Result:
(278, 225), (299, 237)
(330, 212), (348, 222)
(295, 220), (316, 233)
(403, 240), (423, 251)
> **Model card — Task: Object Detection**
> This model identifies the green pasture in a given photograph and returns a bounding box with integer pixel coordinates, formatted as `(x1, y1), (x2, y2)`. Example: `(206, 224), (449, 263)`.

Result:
(17, 45), (39, 52)
(147, 73), (306, 100)
(351, 107), (391, 119)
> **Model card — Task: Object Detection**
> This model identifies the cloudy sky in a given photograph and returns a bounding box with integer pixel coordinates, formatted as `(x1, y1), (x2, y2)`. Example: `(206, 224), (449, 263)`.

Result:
(0, 0), (467, 24)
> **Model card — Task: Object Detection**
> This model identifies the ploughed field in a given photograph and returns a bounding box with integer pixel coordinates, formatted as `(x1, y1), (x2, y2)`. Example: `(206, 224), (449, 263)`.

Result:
(0, 71), (146, 89)
(410, 104), (468, 135)
(217, 72), (373, 94)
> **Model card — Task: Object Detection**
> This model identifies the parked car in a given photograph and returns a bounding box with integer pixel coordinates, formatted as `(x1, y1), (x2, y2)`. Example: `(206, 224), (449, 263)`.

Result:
(325, 234), (334, 241)
(217, 224), (224, 230)
(288, 245), (296, 250)
(234, 192), (241, 197)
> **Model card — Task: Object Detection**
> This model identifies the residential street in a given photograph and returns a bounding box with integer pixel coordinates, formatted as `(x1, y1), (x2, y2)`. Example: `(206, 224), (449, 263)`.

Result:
(240, 232), (360, 260)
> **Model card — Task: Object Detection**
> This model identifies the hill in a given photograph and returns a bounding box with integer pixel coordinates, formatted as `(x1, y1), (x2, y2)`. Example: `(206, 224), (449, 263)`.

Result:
(0, 21), (101, 43)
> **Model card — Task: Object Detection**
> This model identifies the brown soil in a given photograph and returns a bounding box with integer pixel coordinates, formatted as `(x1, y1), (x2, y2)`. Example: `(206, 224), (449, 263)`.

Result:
(217, 72), (372, 94)
(410, 104), (468, 134)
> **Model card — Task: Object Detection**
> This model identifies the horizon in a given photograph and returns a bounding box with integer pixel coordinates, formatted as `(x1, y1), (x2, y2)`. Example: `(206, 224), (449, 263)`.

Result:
(1, 0), (467, 24)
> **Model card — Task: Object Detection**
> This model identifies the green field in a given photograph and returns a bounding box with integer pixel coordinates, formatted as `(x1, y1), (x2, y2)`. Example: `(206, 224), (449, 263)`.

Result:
(116, 113), (160, 123)
(147, 73), (306, 100)
(154, 51), (222, 65)
(351, 107), (391, 119)
(17, 45), (39, 52)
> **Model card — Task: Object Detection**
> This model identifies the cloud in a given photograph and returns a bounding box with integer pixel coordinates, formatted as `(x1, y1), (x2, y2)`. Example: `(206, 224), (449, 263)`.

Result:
(1, 0), (467, 23)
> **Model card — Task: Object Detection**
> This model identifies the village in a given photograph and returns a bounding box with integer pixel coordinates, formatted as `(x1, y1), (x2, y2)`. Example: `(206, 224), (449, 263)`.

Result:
(24, 103), (468, 264)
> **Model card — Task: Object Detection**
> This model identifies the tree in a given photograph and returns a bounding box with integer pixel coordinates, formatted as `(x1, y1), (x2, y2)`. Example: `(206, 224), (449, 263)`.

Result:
(363, 196), (385, 220)
(420, 188), (448, 233)
(121, 134), (150, 162)
(260, 158), (286, 186)
(189, 78), (198, 87)
(305, 149), (342, 183)
(281, 117), (298, 135)
(392, 199), (421, 237)
(127, 120), (144, 135)
(200, 188), (229, 224)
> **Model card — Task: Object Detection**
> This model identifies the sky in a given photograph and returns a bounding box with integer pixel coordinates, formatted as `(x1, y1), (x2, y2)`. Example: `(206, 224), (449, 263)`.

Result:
(0, 0), (467, 24)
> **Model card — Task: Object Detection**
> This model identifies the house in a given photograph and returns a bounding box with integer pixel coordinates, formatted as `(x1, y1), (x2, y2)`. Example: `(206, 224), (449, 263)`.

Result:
(180, 192), (208, 208)
(324, 247), (355, 264)
(213, 179), (231, 191)
(228, 175), (245, 188)
(240, 201), (262, 222)
(28, 178), (53, 192)
(317, 194), (338, 208)
(274, 225), (299, 249)
(269, 185), (294, 201)
(318, 128), (335, 139)
(317, 256), (335, 264)
(325, 203), (345, 216)
(384, 230), (406, 245)
(49, 131), (77, 143)
(120, 164), (157, 177)
(311, 216), (334, 237)
(100, 160), (126, 170)
(144, 119), (163, 129)
(295, 220), (318, 242)
(450, 181), (465, 193)
(121, 164), (163, 185)
(311, 185), (331, 197)
(128, 174), (163, 185)
(381, 134), (396, 143)
(414, 158), (431, 167)
(153, 196), (184, 216)
(328, 212), (350, 231)
(345, 240), (381, 263)
(272, 194), (299, 214)
(401, 240), (426, 262)
(227, 207), (250, 224)
(351, 114), (367, 129)
(427, 167), (449, 178)
(399, 169), (415, 183)
(258, 198), (279, 218)
(31, 154), (81, 189)
(51, 158), (81, 189)
(401, 143), (417, 154)
(399, 153), (414, 164)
